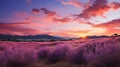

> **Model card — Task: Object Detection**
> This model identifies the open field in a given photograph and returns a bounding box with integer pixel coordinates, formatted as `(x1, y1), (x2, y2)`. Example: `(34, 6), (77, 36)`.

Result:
(0, 37), (120, 67)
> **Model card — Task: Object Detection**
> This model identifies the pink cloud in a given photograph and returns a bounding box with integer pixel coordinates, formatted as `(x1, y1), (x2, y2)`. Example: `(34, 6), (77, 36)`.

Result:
(61, 0), (91, 8)
(76, 0), (120, 20)
(94, 19), (120, 28)
(53, 17), (71, 23)
(40, 8), (57, 17)
(77, 0), (110, 19)
(110, 2), (120, 9)
(0, 22), (41, 35)
(93, 19), (120, 35)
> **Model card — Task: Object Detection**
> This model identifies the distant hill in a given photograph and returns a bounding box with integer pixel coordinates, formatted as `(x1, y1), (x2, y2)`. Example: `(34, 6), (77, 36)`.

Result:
(64, 35), (111, 40)
(86, 35), (110, 39)
(86, 34), (120, 39)
(0, 34), (67, 41)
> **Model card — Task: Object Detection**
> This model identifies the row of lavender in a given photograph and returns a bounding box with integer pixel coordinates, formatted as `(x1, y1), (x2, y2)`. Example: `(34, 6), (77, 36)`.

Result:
(0, 37), (120, 67)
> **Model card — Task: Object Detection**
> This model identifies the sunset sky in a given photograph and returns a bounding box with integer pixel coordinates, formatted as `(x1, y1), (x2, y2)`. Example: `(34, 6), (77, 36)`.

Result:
(0, 0), (120, 37)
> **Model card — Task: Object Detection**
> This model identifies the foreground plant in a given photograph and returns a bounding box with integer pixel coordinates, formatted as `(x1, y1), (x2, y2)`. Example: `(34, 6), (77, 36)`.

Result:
(47, 44), (70, 63)
(4, 47), (37, 67)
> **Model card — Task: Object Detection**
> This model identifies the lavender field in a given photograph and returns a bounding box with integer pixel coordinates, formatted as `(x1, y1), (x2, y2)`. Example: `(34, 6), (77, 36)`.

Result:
(0, 37), (119, 67)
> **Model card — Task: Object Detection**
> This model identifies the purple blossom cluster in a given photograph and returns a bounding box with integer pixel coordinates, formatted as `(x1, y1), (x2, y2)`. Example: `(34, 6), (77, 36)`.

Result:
(0, 46), (37, 67)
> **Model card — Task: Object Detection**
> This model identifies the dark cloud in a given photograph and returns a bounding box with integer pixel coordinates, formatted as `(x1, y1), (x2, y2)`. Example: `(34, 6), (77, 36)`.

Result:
(40, 8), (57, 17)
(32, 8), (40, 14)
(31, 8), (57, 17)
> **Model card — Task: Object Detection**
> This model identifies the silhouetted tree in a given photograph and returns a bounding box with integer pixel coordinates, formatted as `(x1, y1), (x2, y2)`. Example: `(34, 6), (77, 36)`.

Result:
(114, 33), (119, 37)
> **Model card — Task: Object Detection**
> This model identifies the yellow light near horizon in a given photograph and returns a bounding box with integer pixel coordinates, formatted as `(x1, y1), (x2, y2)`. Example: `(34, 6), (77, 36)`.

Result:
(76, 34), (87, 38)
(81, 35), (87, 39)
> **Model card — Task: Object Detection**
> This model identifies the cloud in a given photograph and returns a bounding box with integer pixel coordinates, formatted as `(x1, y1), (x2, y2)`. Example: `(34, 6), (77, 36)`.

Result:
(76, 0), (110, 19)
(40, 8), (57, 17)
(0, 22), (31, 24)
(0, 22), (41, 35)
(75, 19), (94, 25)
(93, 19), (120, 35)
(94, 19), (120, 29)
(31, 8), (57, 16)
(32, 8), (40, 14)
(27, 8), (79, 23)
(61, 0), (91, 8)
(20, 8), (57, 23)
(29, 7), (95, 25)
(61, 0), (120, 25)
(31, 8), (95, 25)
(76, 0), (120, 20)
(110, 2), (120, 9)
(53, 17), (71, 23)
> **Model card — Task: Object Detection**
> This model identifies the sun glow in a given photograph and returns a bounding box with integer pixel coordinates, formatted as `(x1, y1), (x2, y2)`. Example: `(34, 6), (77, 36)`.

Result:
(75, 34), (87, 38)
(81, 35), (87, 39)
